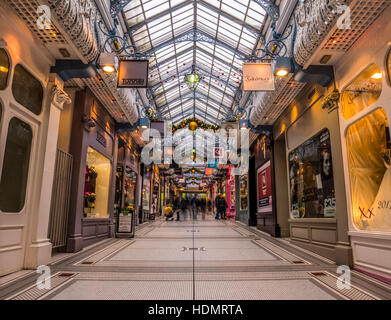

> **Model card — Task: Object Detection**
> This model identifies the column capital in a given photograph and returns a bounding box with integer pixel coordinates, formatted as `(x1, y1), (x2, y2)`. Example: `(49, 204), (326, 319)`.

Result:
(51, 85), (72, 110)
(49, 73), (71, 110)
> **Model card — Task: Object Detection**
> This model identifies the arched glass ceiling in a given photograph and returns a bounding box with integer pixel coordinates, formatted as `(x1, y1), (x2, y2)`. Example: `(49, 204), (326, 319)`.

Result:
(122, 0), (267, 125)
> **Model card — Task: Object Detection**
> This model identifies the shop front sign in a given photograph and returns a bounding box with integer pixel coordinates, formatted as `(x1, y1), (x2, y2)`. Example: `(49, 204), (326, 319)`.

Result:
(243, 63), (275, 91)
(117, 60), (149, 88)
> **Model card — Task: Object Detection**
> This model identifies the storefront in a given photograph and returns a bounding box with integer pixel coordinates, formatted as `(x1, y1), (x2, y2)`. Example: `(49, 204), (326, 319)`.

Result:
(235, 174), (249, 225)
(140, 164), (152, 223)
(250, 133), (280, 236)
(335, 6), (391, 280)
(0, 6), (70, 275)
(273, 83), (351, 265)
(150, 165), (161, 219)
(67, 88), (116, 251)
(115, 134), (140, 212)
(226, 166), (236, 219)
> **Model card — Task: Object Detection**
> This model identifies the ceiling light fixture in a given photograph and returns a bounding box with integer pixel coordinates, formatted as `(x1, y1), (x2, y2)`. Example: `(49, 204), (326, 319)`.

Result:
(370, 72), (382, 80)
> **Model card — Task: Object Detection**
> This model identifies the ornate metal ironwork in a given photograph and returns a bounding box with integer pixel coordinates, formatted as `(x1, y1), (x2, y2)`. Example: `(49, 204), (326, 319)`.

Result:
(149, 46), (242, 75)
(143, 29), (251, 60)
(322, 89), (340, 112)
(160, 91), (230, 114)
(150, 66), (238, 94)
(110, 0), (131, 19)
(95, 18), (146, 58)
(252, 0), (280, 27)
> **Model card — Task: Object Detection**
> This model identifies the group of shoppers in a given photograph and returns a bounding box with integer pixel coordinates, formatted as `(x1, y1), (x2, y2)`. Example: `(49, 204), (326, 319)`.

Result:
(165, 194), (227, 221)
(168, 196), (207, 221)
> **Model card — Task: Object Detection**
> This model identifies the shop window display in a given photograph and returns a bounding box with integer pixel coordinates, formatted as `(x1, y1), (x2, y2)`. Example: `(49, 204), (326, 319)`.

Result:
(124, 166), (137, 209)
(12, 64), (43, 115)
(346, 108), (391, 231)
(0, 117), (32, 213)
(388, 49), (391, 85)
(239, 175), (248, 210)
(84, 147), (112, 218)
(288, 129), (336, 219)
(114, 166), (123, 209)
(0, 49), (10, 90)
(142, 168), (151, 211)
(342, 63), (382, 120)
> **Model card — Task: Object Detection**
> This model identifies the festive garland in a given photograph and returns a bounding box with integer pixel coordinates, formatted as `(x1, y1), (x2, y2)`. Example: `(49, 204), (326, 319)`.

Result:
(172, 117), (220, 133)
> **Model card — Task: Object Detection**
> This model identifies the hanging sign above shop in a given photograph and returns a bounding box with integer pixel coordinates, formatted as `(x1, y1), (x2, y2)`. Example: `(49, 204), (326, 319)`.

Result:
(117, 60), (149, 88)
(214, 147), (224, 159)
(243, 63), (275, 91)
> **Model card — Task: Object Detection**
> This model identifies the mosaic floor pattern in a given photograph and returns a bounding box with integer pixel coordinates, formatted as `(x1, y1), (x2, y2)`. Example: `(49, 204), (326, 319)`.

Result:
(1, 215), (391, 300)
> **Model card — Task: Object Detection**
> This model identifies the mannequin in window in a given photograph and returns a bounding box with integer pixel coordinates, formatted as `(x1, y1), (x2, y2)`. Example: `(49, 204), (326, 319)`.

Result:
(84, 165), (98, 208)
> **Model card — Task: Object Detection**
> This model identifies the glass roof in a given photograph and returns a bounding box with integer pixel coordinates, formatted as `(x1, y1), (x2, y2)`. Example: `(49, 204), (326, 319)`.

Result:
(122, 0), (266, 125)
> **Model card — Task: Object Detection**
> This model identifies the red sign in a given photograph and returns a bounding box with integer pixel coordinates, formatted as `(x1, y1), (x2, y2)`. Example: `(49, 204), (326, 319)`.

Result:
(214, 147), (223, 158)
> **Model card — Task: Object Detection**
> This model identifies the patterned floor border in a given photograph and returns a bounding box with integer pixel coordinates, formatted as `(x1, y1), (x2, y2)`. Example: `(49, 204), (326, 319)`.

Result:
(5, 271), (381, 300)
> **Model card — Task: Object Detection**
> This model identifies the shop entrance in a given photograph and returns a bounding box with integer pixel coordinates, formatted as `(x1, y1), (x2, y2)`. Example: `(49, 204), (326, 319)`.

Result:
(0, 49), (44, 275)
(274, 134), (290, 237)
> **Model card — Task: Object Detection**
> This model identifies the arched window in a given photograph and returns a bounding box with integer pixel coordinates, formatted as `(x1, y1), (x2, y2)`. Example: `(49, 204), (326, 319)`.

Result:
(12, 64), (43, 115)
(341, 64), (382, 119)
(0, 48), (10, 90)
(0, 117), (33, 212)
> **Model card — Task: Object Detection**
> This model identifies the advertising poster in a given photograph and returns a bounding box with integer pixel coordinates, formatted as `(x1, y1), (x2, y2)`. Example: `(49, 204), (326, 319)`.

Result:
(288, 129), (336, 218)
(257, 160), (272, 213)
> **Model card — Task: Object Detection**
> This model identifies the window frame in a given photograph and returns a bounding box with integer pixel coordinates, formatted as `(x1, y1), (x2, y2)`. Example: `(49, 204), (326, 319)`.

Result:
(11, 63), (44, 116)
(0, 48), (11, 91)
(0, 116), (33, 213)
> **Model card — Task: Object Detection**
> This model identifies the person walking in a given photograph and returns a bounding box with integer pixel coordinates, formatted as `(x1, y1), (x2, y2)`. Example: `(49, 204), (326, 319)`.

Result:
(191, 197), (197, 220)
(215, 194), (221, 220)
(218, 194), (228, 220)
(173, 196), (181, 221)
(200, 198), (206, 220)
(181, 197), (188, 221)
(207, 199), (212, 215)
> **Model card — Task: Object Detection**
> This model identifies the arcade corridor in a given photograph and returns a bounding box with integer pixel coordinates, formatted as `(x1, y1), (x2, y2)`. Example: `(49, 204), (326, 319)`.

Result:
(1, 216), (390, 300)
(2, 0), (391, 306)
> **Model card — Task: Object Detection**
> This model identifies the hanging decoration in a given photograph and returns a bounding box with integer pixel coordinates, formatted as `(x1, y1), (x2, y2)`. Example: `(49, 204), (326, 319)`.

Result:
(172, 117), (220, 133)
(185, 67), (200, 91)
(189, 121), (198, 131)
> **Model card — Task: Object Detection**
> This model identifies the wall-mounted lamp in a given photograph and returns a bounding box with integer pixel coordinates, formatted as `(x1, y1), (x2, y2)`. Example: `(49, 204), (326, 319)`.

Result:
(273, 57), (294, 77)
(98, 52), (117, 73)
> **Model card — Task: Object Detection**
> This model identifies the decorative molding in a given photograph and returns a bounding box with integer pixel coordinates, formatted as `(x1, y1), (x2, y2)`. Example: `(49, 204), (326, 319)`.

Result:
(51, 85), (72, 110)
(322, 89), (340, 112)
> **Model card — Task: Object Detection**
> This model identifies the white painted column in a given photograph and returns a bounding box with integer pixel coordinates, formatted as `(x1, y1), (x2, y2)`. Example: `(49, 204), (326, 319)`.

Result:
(24, 75), (72, 268)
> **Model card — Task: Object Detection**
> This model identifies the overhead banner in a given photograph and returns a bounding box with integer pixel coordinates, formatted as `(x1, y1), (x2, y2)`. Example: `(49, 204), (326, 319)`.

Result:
(243, 63), (275, 91)
(117, 59), (149, 88)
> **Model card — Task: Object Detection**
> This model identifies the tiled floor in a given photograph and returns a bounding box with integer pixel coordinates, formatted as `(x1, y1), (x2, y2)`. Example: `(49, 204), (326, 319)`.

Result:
(1, 215), (391, 300)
